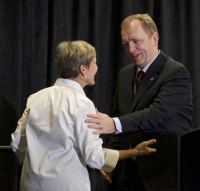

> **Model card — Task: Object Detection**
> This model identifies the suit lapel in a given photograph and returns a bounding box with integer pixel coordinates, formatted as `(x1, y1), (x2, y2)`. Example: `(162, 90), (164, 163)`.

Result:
(130, 51), (167, 112)
(124, 65), (136, 109)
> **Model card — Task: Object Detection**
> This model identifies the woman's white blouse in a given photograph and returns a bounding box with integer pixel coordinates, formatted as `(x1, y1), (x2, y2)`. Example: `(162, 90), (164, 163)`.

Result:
(11, 78), (119, 191)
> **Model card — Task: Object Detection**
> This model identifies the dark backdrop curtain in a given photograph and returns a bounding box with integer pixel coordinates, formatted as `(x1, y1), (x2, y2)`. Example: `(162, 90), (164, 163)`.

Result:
(1, 0), (200, 190)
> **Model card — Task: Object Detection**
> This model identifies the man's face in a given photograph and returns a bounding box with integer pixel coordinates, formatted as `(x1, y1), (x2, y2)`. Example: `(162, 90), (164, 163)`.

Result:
(121, 20), (158, 69)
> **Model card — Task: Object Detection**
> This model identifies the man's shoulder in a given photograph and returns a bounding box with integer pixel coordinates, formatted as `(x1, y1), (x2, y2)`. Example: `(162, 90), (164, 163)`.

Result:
(163, 56), (188, 72)
(156, 56), (190, 81)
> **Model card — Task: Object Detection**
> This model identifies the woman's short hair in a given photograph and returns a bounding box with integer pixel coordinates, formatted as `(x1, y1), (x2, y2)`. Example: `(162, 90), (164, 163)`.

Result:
(56, 40), (96, 78)
(121, 14), (158, 37)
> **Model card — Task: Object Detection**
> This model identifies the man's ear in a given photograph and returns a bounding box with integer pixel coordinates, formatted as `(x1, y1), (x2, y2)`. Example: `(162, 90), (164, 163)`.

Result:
(152, 32), (159, 47)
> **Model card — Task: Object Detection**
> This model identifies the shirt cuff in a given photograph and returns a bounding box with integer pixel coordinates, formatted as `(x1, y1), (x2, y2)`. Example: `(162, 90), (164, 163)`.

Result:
(113, 117), (122, 134)
(101, 149), (119, 172)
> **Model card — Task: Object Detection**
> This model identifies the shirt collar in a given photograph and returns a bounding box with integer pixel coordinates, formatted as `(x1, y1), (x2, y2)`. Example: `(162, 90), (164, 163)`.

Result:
(137, 50), (160, 73)
(54, 78), (86, 95)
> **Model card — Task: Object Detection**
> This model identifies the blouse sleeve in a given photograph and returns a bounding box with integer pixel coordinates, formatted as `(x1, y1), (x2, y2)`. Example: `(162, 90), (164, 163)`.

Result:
(74, 100), (119, 172)
(10, 95), (33, 164)
(11, 108), (29, 164)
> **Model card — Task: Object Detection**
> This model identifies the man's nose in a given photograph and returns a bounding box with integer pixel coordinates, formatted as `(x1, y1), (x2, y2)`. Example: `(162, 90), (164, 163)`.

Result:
(129, 42), (136, 53)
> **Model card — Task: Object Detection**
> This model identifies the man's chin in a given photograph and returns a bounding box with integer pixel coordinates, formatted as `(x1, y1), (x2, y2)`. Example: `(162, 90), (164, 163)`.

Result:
(134, 61), (146, 68)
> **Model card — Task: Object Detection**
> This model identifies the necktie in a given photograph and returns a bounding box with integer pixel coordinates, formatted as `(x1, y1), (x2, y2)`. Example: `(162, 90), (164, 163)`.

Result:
(136, 70), (145, 91)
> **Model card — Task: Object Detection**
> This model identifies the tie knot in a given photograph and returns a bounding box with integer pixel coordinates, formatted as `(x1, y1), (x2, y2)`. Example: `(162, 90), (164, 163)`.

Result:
(137, 70), (145, 81)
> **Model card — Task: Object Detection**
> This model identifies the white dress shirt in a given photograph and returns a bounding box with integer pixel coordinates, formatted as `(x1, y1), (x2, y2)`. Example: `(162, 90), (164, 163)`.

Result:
(11, 78), (119, 191)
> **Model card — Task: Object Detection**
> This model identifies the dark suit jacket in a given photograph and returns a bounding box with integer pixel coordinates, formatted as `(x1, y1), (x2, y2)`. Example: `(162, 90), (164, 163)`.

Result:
(107, 51), (194, 191)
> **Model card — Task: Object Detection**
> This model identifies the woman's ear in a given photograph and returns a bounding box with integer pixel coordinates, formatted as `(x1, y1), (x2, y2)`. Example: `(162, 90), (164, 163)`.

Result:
(79, 65), (86, 79)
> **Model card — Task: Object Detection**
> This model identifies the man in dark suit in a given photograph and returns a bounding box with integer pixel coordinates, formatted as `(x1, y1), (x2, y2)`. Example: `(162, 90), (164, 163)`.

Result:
(86, 14), (193, 191)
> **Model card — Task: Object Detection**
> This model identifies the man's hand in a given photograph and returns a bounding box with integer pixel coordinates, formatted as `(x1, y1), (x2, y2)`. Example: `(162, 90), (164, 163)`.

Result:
(85, 109), (117, 135)
(100, 170), (113, 184)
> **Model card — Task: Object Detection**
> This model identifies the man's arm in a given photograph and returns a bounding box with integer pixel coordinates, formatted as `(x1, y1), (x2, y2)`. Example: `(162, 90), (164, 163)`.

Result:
(86, 66), (192, 134)
(118, 66), (192, 133)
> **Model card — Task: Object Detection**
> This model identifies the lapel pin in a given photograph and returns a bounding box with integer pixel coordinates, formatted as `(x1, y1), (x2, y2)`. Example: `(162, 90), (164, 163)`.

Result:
(150, 77), (154, 81)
